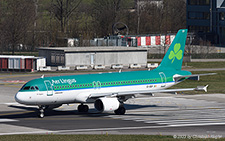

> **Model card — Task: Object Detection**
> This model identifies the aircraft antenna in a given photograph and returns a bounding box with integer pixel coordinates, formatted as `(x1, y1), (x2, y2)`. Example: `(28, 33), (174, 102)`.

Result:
(41, 75), (45, 78)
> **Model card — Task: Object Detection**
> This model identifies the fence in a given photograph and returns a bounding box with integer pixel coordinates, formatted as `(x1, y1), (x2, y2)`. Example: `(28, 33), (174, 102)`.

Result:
(77, 34), (176, 47)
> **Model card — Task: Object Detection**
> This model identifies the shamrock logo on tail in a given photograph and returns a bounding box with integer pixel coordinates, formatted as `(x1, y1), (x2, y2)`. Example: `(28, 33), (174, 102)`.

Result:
(168, 43), (182, 63)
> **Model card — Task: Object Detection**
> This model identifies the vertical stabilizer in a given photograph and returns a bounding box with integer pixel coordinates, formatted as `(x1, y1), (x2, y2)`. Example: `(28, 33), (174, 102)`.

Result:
(157, 29), (187, 70)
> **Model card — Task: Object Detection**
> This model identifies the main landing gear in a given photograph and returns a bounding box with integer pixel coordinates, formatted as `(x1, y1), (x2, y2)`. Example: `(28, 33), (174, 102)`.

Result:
(114, 106), (126, 115)
(77, 104), (89, 113)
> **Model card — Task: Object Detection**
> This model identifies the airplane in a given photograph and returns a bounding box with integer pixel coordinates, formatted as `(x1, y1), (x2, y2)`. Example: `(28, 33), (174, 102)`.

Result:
(15, 29), (213, 118)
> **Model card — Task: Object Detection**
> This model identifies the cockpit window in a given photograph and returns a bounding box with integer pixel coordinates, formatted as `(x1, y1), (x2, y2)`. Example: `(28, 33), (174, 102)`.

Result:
(35, 86), (39, 90)
(22, 85), (39, 91)
(30, 86), (35, 90)
(20, 83), (27, 90)
(23, 86), (30, 90)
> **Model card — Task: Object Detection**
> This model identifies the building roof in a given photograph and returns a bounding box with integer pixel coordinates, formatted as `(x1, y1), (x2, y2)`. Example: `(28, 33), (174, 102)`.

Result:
(0, 55), (35, 59)
(38, 46), (147, 53)
(0, 55), (44, 59)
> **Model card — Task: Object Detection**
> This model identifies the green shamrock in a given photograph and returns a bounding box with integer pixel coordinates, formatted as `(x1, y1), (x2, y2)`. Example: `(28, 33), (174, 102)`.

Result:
(168, 43), (182, 63)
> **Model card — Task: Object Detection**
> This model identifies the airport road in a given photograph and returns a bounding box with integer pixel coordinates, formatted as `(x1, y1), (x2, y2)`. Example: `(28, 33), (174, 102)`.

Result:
(0, 73), (225, 137)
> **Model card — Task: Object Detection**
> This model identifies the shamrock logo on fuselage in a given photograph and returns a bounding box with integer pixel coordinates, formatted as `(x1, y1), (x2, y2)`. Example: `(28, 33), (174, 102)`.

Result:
(168, 43), (182, 63)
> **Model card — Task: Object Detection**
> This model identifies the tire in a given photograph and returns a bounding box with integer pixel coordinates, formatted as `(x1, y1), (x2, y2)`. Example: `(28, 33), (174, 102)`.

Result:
(114, 107), (126, 115)
(39, 112), (44, 118)
(78, 105), (89, 113)
(78, 105), (83, 112)
(83, 105), (89, 112)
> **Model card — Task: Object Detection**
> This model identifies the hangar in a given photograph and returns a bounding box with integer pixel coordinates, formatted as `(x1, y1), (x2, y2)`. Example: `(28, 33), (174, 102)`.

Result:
(38, 47), (147, 68)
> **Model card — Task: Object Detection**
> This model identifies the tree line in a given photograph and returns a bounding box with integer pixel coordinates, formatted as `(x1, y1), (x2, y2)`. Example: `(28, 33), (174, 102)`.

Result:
(0, 0), (186, 54)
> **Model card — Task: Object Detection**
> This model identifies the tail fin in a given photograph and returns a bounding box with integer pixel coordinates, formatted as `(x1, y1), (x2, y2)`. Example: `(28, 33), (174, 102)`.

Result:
(156, 29), (187, 70)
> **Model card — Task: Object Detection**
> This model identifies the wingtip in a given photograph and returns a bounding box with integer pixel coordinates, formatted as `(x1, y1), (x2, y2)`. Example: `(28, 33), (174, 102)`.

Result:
(195, 85), (208, 92)
(204, 85), (209, 92)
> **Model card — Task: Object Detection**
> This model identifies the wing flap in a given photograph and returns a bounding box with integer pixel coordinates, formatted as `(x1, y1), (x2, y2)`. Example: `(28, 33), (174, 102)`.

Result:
(89, 85), (208, 98)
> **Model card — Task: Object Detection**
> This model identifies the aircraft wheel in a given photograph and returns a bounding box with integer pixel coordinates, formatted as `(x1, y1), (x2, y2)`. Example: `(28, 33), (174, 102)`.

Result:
(78, 104), (89, 113)
(114, 106), (126, 115)
(78, 105), (83, 112)
(40, 109), (44, 113)
(38, 106), (45, 118)
(83, 105), (89, 112)
(39, 112), (44, 118)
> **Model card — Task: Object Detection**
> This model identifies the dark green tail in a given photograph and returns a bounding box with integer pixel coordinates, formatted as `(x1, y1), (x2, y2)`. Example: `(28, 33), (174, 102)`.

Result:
(157, 29), (188, 71)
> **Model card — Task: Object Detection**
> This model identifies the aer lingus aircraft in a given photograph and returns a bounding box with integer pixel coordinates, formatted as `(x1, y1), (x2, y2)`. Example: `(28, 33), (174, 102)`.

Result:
(15, 29), (212, 118)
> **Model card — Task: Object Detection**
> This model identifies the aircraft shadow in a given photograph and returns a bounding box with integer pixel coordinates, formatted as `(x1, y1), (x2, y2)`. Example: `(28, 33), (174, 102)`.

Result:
(2, 105), (105, 119)
(2, 103), (178, 119)
(124, 103), (175, 110)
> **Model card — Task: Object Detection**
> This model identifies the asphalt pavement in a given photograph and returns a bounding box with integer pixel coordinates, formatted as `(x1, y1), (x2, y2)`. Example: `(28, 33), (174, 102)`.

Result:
(0, 73), (225, 138)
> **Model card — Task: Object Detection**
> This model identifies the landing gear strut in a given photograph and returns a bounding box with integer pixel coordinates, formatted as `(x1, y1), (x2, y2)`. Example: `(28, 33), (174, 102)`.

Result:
(78, 104), (89, 113)
(38, 105), (46, 118)
(114, 106), (126, 115)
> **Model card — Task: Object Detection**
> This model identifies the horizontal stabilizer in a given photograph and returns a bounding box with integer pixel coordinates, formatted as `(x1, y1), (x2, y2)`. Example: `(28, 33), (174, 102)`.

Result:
(174, 73), (216, 82)
(195, 85), (208, 92)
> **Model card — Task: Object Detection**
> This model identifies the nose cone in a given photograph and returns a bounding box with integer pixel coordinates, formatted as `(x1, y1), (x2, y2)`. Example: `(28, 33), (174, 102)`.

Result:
(15, 92), (27, 104)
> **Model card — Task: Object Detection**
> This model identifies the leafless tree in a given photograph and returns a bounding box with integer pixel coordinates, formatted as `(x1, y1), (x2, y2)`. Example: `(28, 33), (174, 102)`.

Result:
(138, 0), (186, 34)
(92, 0), (132, 37)
(1, 0), (36, 54)
(0, 0), (188, 50)
(49, 0), (82, 34)
(162, 0), (186, 32)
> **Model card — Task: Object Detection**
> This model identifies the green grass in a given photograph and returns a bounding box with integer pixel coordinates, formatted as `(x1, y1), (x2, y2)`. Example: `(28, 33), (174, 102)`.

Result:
(0, 134), (224, 141)
(0, 134), (175, 141)
(183, 62), (225, 69)
(171, 71), (225, 94)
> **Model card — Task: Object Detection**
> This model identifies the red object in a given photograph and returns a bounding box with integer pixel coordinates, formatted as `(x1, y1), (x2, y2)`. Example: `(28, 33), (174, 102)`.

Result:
(0, 58), (8, 69)
(155, 36), (161, 45)
(25, 58), (33, 70)
(146, 36), (151, 46)
(166, 35), (171, 45)
(137, 37), (141, 46)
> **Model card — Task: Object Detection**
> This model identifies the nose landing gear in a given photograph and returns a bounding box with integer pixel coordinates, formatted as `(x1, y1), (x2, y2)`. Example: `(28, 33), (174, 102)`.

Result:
(38, 106), (46, 118)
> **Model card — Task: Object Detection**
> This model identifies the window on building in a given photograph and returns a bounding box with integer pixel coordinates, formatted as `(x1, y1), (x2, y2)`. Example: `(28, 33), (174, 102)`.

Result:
(220, 12), (225, 21)
(203, 12), (210, 20)
(188, 12), (209, 20)
(188, 0), (209, 5)
(51, 51), (65, 66)
(188, 25), (210, 33)
(189, 0), (196, 5)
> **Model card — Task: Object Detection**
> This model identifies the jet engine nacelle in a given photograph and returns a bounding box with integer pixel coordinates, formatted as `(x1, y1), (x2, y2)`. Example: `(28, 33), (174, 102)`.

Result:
(94, 97), (120, 112)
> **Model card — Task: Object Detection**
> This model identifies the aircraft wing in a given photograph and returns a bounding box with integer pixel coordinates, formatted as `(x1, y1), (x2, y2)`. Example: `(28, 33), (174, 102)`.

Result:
(174, 73), (216, 82)
(89, 85), (208, 98)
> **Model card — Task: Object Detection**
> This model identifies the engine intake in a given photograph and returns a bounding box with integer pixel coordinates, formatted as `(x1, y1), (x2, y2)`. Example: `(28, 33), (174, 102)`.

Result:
(94, 97), (120, 112)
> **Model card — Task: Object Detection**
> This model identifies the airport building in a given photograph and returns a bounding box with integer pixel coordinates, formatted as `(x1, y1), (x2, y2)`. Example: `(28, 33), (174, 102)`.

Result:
(38, 47), (147, 68)
(0, 55), (46, 71)
(186, 0), (225, 45)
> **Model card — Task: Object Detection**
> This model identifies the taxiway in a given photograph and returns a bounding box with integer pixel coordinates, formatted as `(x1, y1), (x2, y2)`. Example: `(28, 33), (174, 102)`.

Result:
(0, 73), (225, 137)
